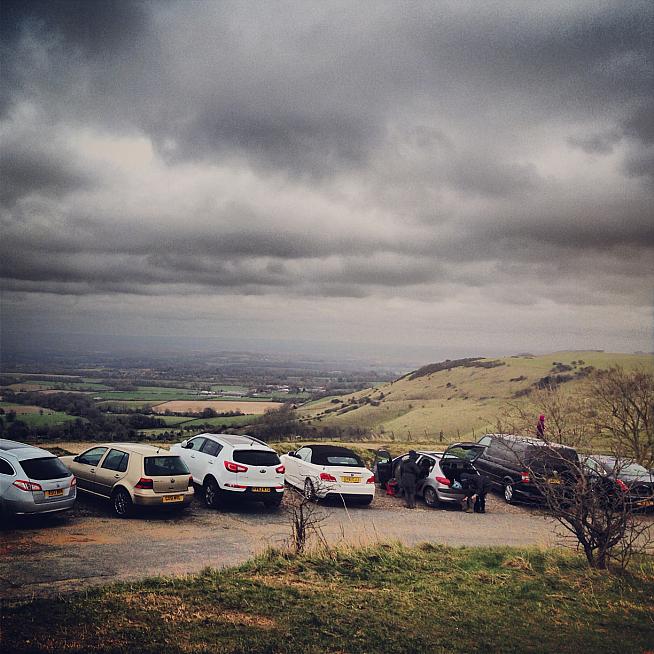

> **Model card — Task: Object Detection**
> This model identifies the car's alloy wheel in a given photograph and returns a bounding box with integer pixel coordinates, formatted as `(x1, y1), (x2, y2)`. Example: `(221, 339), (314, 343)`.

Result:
(504, 482), (514, 504)
(423, 486), (438, 507)
(112, 488), (132, 518)
(204, 478), (221, 509)
(304, 478), (315, 501)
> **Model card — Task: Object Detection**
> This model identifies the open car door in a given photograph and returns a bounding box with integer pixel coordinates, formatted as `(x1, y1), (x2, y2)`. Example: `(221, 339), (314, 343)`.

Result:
(373, 449), (393, 488)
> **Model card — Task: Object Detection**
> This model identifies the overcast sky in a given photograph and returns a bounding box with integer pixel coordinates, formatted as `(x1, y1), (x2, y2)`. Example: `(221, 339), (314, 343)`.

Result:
(1, 1), (652, 363)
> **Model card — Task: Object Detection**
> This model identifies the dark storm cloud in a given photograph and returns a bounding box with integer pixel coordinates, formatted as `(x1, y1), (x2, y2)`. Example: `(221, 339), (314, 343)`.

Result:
(0, 0), (652, 351)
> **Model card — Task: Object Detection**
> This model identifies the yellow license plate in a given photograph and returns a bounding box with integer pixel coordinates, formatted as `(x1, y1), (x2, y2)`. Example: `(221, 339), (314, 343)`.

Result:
(251, 487), (271, 493)
(162, 494), (184, 503)
(45, 489), (64, 498)
(341, 477), (360, 483)
(547, 478), (562, 485)
(638, 499), (654, 507)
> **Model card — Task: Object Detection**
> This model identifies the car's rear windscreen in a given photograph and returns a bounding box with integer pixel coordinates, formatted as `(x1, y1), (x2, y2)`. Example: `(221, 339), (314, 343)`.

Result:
(312, 451), (364, 467)
(144, 456), (189, 476)
(21, 457), (70, 480)
(233, 450), (280, 466)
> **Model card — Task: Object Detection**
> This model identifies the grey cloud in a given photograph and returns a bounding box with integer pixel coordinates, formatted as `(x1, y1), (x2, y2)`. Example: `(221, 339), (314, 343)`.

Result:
(568, 131), (622, 155)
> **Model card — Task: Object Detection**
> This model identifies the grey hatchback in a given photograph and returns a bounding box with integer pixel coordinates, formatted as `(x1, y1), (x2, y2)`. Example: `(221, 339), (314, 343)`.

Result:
(0, 439), (76, 517)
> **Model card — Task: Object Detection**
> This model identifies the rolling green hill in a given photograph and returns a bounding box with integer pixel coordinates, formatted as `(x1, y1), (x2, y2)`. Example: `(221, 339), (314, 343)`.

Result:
(299, 351), (654, 442)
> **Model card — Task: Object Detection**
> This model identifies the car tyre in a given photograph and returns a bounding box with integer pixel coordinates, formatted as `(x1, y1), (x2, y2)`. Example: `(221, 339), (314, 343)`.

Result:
(112, 488), (133, 518)
(204, 477), (221, 509)
(304, 478), (316, 501)
(503, 479), (515, 504)
(423, 486), (438, 508)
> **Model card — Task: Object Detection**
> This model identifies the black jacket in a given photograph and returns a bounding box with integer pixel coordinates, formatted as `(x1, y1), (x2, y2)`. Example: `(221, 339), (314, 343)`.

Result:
(400, 458), (420, 487)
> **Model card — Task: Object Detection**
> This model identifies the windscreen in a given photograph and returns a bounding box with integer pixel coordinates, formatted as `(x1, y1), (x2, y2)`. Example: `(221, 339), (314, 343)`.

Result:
(444, 445), (485, 462)
(21, 457), (70, 480)
(144, 456), (189, 476)
(233, 450), (280, 466)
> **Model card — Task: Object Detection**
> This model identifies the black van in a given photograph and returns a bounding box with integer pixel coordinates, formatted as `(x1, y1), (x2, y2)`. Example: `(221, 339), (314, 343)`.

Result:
(472, 434), (579, 504)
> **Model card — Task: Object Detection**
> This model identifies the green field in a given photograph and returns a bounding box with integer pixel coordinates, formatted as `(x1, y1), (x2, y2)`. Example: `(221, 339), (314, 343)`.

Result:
(300, 351), (654, 442)
(3, 544), (652, 654)
(180, 414), (258, 428)
(209, 384), (250, 393)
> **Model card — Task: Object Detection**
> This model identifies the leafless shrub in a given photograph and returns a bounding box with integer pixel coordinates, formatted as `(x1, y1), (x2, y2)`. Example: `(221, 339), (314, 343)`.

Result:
(283, 484), (330, 555)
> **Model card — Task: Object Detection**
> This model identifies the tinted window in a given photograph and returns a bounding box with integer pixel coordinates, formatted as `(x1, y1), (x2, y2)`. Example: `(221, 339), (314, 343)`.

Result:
(77, 447), (108, 466)
(201, 440), (223, 457)
(486, 439), (520, 464)
(478, 436), (492, 447)
(312, 450), (364, 467)
(21, 457), (70, 480)
(233, 450), (280, 466)
(101, 449), (129, 473)
(186, 438), (206, 451)
(144, 456), (189, 476)
(0, 458), (14, 475)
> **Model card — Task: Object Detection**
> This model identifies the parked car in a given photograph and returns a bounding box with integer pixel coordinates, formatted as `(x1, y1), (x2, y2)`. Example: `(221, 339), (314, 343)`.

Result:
(170, 434), (284, 508)
(60, 443), (193, 517)
(474, 433), (579, 504)
(0, 439), (76, 517)
(391, 444), (484, 508)
(281, 444), (375, 505)
(581, 454), (654, 510)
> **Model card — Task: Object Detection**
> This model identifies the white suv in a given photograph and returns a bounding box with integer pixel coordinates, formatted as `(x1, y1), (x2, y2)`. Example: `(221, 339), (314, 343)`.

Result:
(170, 434), (284, 509)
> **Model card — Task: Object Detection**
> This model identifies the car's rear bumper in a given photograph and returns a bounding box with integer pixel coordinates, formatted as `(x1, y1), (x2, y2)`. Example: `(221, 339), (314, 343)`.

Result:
(5, 495), (76, 515)
(133, 489), (194, 507)
(324, 492), (374, 503)
(222, 485), (285, 496)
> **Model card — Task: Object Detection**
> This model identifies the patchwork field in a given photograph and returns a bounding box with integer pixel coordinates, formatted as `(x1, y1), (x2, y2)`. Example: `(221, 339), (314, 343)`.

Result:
(152, 400), (282, 415)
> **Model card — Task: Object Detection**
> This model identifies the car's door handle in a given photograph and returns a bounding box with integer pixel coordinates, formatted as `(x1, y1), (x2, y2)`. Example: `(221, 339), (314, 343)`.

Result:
(114, 474), (120, 478)
(90, 468), (96, 474)
(208, 461), (213, 465)
(190, 454), (196, 458)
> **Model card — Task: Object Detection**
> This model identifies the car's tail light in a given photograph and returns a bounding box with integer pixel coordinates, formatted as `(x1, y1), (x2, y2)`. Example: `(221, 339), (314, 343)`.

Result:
(366, 475), (375, 484)
(616, 478), (629, 492)
(320, 472), (336, 482)
(70, 476), (77, 487)
(276, 465), (285, 474)
(135, 477), (154, 489)
(435, 476), (451, 486)
(224, 461), (248, 473)
(13, 480), (43, 492)
(521, 472), (530, 483)
(188, 475), (194, 488)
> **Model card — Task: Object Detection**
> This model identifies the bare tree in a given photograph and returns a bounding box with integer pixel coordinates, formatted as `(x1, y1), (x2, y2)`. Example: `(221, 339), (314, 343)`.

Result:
(587, 367), (654, 468)
(283, 484), (330, 555)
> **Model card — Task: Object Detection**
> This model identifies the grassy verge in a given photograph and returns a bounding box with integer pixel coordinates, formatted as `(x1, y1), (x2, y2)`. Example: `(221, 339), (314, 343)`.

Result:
(3, 544), (653, 654)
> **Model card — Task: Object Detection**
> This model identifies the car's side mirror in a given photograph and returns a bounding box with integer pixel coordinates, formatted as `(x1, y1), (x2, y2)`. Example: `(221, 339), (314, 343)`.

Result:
(73, 455), (80, 463)
(181, 440), (189, 448)
(287, 451), (295, 457)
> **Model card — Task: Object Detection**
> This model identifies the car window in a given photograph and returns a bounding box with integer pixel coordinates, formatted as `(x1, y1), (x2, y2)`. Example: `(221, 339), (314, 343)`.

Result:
(76, 447), (108, 466)
(144, 456), (189, 476)
(0, 458), (14, 475)
(101, 449), (129, 473)
(186, 437), (206, 451)
(296, 447), (312, 462)
(418, 455), (435, 470)
(200, 440), (223, 457)
(478, 435), (492, 447)
(312, 451), (365, 467)
(233, 450), (280, 466)
(20, 457), (71, 480)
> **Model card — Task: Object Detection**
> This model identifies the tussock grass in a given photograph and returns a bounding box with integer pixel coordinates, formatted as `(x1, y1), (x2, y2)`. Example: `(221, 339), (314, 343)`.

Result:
(3, 543), (653, 653)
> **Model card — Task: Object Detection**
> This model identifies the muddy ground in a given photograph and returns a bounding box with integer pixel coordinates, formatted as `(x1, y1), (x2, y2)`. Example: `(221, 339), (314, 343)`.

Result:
(0, 486), (568, 600)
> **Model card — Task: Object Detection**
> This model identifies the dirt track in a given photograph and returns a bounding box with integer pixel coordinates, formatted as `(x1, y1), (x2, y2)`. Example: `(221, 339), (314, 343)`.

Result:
(0, 487), (567, 600)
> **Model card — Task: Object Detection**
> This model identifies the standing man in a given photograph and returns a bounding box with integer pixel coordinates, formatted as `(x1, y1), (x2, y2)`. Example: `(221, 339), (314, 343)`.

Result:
(400, 450), (420, 509)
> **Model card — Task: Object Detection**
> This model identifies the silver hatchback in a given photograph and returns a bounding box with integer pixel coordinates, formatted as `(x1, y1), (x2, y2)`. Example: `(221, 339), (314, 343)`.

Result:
(0, 439), (77, 517)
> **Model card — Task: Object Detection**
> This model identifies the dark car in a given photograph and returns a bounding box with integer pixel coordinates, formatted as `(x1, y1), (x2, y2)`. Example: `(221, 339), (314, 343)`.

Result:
(582, 455), (654, 510)
(473, 433), (579, 504)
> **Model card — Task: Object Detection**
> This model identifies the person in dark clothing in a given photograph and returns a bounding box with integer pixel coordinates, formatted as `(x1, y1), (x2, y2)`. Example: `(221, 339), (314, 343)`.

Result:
(400, 450), (420, 509)
(460, 472), (491, 513)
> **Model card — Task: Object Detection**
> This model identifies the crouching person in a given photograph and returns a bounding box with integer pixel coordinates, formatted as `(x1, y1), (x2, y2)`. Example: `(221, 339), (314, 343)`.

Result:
(460, 472), (491, 513)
